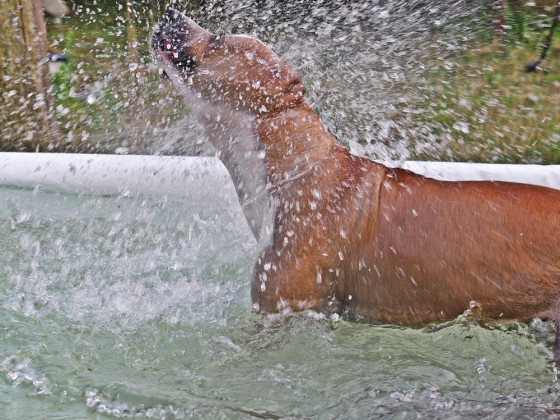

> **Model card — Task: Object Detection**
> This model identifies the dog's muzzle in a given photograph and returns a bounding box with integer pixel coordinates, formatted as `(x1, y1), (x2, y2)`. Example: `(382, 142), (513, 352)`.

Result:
(152, 8), (196, 72)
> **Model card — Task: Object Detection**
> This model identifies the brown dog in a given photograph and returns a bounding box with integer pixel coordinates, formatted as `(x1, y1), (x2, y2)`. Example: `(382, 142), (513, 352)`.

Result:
(153, 9), (560, 356)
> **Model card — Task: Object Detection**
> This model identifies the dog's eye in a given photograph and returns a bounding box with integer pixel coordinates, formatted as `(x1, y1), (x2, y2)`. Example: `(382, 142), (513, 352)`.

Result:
(211, 33), (225, 46)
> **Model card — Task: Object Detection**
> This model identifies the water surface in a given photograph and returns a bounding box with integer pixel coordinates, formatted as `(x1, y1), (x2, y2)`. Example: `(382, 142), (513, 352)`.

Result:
(1, 185), (559, 418)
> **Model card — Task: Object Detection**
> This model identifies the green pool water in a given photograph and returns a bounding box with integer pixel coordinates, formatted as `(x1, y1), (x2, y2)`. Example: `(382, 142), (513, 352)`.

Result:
(1, 185), (559, 419)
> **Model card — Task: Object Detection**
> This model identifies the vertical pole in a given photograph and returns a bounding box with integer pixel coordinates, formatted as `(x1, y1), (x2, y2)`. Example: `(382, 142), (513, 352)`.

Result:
(492, 0), (506, 40)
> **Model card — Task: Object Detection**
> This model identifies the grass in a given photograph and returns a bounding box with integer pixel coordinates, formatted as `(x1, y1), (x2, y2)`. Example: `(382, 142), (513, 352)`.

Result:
(46, 1), (188, 153)
(411, 7), (560, 164)
(44, 1), (560, 162)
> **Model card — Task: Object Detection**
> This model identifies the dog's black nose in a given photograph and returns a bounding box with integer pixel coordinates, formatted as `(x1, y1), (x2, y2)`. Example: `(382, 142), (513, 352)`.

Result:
(153, 8), (189, 37)
(152, 8), (190, 51)
(163, 8), (190, 27)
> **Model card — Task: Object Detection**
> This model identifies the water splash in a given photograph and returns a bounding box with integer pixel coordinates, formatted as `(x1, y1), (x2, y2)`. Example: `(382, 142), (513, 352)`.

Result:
(2, 1), (560, 417)
(4, 0), (482, 158)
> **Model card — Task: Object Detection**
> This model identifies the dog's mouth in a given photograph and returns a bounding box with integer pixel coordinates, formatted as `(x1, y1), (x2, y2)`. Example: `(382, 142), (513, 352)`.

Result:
(155, 38), (178, 63)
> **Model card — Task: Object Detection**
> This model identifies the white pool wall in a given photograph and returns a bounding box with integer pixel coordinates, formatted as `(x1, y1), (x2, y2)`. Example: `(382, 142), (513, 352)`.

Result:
(0, 153), (559, 204)
(0, 153), (238, 207)
(400, 160), (560, 190)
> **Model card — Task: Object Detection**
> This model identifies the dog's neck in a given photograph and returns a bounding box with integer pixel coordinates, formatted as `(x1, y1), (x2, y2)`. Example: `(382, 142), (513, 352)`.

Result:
(197, 101), (339, 245)
(160, 61), (339, 245)
(257, 105), (337, 193)
(158, 65), (272, 243)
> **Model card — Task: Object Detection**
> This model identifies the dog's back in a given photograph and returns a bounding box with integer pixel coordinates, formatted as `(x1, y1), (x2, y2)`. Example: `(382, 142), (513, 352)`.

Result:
(350, 167), (560, 324)
(153, 8), (560, 358)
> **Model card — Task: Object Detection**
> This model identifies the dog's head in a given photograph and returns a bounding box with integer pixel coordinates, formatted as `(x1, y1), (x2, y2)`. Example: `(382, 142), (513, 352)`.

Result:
(152, 9), (306, 115)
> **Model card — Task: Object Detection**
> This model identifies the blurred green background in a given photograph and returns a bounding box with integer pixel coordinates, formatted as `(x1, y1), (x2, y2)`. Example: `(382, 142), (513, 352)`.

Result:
(4, 0), (560, 162)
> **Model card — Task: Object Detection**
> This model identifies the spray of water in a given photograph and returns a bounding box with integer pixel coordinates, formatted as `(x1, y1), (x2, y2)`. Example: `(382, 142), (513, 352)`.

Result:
(2, 1), (560, 417)
(10, 1), (486, 158)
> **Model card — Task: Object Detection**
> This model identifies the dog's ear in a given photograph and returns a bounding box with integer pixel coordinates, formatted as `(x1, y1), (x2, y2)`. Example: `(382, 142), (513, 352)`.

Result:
(288, 73), (306, 97)
(281, 61), (306, 97)
(288, 72), (305, 103)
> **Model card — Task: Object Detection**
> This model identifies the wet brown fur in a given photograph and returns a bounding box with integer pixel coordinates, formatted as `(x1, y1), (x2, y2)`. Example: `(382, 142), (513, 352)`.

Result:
(154, 10), (560, 354)
(254, 105), (560, 325)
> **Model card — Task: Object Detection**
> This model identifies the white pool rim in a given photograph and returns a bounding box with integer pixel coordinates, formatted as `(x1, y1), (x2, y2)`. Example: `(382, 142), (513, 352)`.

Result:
(0, 153), (558, 206)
